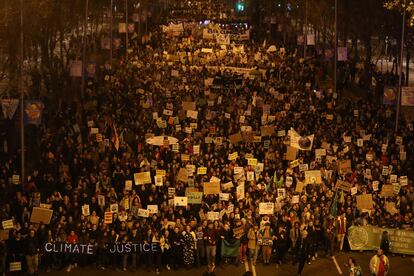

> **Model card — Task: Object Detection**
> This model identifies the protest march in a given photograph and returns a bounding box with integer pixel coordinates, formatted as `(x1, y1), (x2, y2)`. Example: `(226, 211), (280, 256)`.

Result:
(0, 2), (414, 276)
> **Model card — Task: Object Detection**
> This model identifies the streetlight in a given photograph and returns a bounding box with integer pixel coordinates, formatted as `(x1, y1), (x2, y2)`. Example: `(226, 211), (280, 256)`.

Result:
(125, 0), (129, 60)
(110, 0), (113, 67)
(304, 0), (308, 58)
(396, 0), (407, 133)
(81, 0), (89, 99)
(20, 0), (25, 186)
(334, 0), (338, 96)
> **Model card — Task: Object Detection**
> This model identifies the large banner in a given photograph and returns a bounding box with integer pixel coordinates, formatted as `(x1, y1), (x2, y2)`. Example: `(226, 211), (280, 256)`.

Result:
(24, 100), (44, 125)
(202, 27), (250, 41)
(162, 23), (184, 36)
(402, 87), (414, 106)
(289, 128), (314, 151)
(1, 99), (19, 119)
(383, 86), (397, 105)
(348, 226), (414, 255)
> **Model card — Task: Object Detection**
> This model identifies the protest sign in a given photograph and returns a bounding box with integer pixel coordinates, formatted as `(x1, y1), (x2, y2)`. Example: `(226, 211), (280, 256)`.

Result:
(295, 182), (304, 193)
(356, 194), (374, 210)
(207, 212), (220, 220)
(134, 172), (151, 185)
(351, 187), (358, 195)
(203, 182), (220, 195)
(2, 220), (13, 230)
(228, 152), (238, 161)
(155, 175), (163, 186)
(219, 193), (230, 201)
(222, 182), (233, 190)
(233, 226), (244, 237)
(182, 101), (196, 111)
(98, 195), (105, 207)
(236, 184), (245, 200)
(12, 175), (20, 184)
(187, 192), (203, 204)
(229, 132), (243, 144)
(259, 203), (274, 215)
(247, 158), (258, 166)
(285, 146), (298, 161)
(9, 262), (21, 272)
(125, 180), (132, 191)
(138, 209), (149, 218)
(381, 185), (393, 197)
(197, 167), (207, 175)
(110, 203), (118, 213)
(304, 170), (322, 184)
(174, 196), (188, 207)
(147, 205), (158, 214)
(277, 188), (286, 198)
(104, 212), (113, 224)
(338, 159), (352, 173)
(30, 207), (53, 224)
(336, 180), (352, 192)
(82, 205), (90, 216)
(177, 168), (188, 182)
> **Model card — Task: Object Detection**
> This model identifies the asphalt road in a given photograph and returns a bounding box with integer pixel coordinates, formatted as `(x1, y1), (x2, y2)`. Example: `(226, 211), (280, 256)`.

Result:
(39, 251), (413, 276)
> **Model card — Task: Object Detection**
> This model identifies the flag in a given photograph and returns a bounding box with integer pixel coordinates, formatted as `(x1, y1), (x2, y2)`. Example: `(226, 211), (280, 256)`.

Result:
(221, 240), (240, 257)
(272, 170), (278, 184)
(112, 124), (120, 151)
(289, 128), (314, 151)
(24, 100), (44, 125)
(331, 190), (338, 217)
(1, 99), (19, 119)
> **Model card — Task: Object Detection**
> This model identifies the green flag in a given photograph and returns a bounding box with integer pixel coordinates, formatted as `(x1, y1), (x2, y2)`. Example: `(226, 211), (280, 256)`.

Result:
(331, 190), (338, 217)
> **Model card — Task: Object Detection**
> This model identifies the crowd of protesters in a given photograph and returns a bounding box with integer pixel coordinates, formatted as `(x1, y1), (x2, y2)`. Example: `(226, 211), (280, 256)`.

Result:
(0, 22), (413, 276)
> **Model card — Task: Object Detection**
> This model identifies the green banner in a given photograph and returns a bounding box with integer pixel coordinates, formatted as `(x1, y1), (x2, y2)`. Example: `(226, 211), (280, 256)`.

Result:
(221, 240), (240, 257)
(348, 226), (414, 255)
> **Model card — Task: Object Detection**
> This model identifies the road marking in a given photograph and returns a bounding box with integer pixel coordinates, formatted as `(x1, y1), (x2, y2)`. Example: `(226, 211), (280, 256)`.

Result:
(251, 260), (257, 276)
(244, 260), (250, 271)
(332, 256), (343, 275)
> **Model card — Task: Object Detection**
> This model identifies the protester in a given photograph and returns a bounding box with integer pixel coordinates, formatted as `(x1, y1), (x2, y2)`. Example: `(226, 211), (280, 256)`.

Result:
(347, 257), (362, 276)
(369, 249), (389, 276)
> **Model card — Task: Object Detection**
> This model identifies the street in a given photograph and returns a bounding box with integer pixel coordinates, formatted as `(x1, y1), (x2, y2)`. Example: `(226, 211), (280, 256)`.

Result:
(39, 252), (413, 276)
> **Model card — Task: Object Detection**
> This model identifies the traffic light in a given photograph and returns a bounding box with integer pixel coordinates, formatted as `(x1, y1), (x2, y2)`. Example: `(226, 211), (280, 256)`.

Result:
(236, 2), (245, 12)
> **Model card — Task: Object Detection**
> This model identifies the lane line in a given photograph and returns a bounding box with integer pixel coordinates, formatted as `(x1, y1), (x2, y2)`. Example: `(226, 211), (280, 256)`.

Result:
(332, 256), (343, 275)
(251, 260), (257, 276)
(244, 259), (250, 271)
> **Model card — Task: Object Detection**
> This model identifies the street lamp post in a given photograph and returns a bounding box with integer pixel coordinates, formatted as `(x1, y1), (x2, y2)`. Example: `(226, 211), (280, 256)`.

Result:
(125, 0), (129, 60)
(81, 0), (89, 99)
(20, 0), (25, 186)
(334, 0), (338, 96)
(396, 0), (407, 133)
(110, 0), (113, 67)
(304, 0), (308, 58)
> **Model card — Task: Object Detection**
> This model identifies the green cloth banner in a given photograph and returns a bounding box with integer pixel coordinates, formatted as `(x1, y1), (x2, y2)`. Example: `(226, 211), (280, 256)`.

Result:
(221, 240), (240, 257)
(348, 226), (414, 255)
